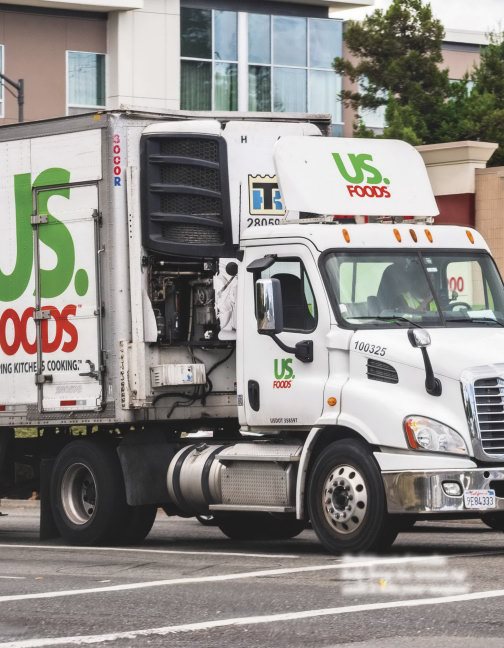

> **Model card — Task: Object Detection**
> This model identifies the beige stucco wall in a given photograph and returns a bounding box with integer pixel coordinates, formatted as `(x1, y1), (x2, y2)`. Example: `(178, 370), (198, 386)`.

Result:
(0, 8), (106, 124)
(442, 47), (480, 79)
(476, 168), (504, 275)
(107, 0), (180, 111)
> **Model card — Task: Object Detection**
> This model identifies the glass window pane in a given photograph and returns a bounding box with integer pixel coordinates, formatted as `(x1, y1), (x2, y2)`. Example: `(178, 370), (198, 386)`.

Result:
(214, 11), (237, 62)
(309, 70), (342, 123)
(68, 52), (105, 106)
(249, 13), (271, 64)
(261, 259), (317, 331)
(181, 7), (211, 59)
(215, 62), (238, 111)
(273, 16), (306, 67)
(309, 18), (342, 69)
(274, 67), (306, 112)
(249, 66), (271, 112)
(181, 60), (211, 110)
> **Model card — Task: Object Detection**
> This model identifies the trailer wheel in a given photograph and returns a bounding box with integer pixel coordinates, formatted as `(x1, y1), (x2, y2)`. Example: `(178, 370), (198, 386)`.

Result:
(307, 440), (397, 554)
(51, 440), (130, 545)
(122, 505), (158, 544)
(217, 513), (305, 541)
(481, 512), (504, 531)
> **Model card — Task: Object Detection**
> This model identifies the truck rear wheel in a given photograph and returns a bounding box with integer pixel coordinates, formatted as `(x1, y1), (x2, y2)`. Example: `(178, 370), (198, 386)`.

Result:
(217, 513), (305, 541)
(308, 440), (397, 554)
(50, 440), (130, 546)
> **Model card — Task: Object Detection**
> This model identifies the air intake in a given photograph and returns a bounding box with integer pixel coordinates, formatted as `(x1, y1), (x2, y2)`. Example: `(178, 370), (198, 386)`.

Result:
(141, 133), (234, 258)
(367, 359), (398, 384)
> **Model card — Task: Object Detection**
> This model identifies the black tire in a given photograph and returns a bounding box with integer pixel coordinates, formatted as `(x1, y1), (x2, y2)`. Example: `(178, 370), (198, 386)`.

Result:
(122, 505), (158, 544)
(217, 513), (306, 541)
(307, 440), (397, 554)
(481, 512), (504, 530)
(50, 440), (130, 546)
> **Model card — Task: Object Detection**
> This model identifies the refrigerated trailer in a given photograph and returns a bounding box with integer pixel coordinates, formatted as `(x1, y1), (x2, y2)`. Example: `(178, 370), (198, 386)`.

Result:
(2, 109), (504, 553)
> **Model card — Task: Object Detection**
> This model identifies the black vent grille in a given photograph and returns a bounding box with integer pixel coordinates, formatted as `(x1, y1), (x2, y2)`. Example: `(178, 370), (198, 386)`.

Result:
(160, 165), (220, 192)
(160, 138), (219, 162)
(367, 359), (398, 384)
(141, 133), (234, 259)
(159, 193), (221, 217)
(161, 223), (224, 245)
(474, 378), (504, 455)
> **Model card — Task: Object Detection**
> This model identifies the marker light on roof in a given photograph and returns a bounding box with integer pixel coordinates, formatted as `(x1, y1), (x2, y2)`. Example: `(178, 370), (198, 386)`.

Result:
(409, 229), (418, 243)
(393, 228), (402, 242)
(425, 229), (433, 243)
(466, 230), (475, 244)
(342, 229), (351, 243)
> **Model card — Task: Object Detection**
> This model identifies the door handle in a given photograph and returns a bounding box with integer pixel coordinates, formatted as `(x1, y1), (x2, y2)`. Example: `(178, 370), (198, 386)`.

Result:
(248, 380), (260, 412)
(79, 359), (99, 380)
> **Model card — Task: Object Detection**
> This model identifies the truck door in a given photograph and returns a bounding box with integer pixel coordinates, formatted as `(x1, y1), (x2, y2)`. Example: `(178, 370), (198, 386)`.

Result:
(242, 245), (330, 427)
(32, 183), (103, 413)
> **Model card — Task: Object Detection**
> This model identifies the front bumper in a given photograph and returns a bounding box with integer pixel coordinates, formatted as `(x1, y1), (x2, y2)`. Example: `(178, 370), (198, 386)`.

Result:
(383, 467), (504, 514)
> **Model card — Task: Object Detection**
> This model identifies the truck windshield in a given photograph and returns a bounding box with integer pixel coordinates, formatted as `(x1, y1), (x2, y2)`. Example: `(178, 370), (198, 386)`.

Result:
(322, 250), (504, 328)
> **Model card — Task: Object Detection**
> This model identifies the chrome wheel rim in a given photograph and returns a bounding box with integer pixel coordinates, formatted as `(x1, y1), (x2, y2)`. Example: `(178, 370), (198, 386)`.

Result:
(322, 464), (368, 535)
(61, 463), (97, 526)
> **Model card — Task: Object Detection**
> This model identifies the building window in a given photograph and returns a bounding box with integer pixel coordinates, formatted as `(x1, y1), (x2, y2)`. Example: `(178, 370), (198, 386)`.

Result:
(0, 46), (4, 118)
(67, 51), (106, 115)
(181, 8), (238, 111)
(181, 8), (342, 128)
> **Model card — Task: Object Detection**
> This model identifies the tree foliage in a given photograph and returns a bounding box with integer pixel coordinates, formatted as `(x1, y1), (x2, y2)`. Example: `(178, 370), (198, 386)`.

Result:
(439, 34), (504, 166)
(334, 0), (450, 144)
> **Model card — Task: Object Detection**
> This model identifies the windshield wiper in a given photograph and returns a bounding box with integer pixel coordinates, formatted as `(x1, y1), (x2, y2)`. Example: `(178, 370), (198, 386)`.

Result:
(445, 316), (504, 327)
(349, 316), (424, 328)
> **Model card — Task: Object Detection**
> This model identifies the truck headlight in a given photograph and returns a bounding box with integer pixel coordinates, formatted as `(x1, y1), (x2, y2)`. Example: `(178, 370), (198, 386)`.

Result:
(404, 416), (468, 455)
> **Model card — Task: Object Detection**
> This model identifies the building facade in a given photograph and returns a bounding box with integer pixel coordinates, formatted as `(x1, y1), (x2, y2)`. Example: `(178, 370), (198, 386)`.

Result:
(0, 0), (370, 126)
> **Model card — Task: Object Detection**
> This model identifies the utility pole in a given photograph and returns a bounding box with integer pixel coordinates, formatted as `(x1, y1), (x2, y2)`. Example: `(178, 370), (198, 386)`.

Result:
(0, 73), (24, 122)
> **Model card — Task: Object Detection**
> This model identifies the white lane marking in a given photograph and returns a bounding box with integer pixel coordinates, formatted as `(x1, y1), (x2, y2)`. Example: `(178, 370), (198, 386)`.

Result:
(0, 543), (298, 560)
(0, 577), (25, 580)
(0, 555), (443, 603)
(2, 587), (504, 647)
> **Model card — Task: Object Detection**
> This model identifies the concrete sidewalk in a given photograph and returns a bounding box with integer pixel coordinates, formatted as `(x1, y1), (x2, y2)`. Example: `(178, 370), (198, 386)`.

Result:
(0, 499), (40, 510)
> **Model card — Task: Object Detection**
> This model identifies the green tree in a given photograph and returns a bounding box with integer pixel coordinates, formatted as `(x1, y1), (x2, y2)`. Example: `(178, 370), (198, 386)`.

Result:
(334, 0), (450, 144)
(438, 33), (504, 166)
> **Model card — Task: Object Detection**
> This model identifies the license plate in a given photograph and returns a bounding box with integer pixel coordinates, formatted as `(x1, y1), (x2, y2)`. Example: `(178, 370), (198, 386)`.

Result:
(463, 489), (496, 510)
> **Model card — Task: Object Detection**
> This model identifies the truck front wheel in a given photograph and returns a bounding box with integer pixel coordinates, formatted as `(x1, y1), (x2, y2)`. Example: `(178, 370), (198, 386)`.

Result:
(308, 440), (397, 554)
(51, 440), (132, 545)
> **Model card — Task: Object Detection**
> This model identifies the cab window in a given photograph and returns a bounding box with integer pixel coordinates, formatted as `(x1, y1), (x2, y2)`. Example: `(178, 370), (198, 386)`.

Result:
(261, 259), (317, 331)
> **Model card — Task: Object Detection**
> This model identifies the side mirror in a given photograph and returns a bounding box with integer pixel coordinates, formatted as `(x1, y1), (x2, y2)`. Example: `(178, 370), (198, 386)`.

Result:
(407, 328), (431, 348)
(256, 278), (283, 334)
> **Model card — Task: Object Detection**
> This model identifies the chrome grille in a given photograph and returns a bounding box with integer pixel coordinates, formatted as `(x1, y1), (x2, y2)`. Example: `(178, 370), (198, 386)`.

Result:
(474, 377), (504, 455)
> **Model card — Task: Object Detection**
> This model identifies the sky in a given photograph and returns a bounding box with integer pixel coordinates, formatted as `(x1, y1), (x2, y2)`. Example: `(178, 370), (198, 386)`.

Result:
(337, 0), (503, 36)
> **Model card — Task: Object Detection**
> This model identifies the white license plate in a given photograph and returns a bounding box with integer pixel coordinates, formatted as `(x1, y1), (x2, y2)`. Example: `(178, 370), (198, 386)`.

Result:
(463, 489), (496, 510)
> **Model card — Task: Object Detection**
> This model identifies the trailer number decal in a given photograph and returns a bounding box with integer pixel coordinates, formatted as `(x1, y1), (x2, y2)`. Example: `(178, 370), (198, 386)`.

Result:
(112, 134), (122, 187)
(353, 341), (387, 356)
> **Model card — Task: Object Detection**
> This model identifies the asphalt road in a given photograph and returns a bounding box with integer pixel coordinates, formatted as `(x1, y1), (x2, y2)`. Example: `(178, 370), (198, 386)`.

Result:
(1, 504), (504, 647)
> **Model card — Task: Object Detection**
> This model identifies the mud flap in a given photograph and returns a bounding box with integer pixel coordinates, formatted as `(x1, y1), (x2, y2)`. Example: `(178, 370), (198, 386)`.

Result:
(39, 458), (59, 540)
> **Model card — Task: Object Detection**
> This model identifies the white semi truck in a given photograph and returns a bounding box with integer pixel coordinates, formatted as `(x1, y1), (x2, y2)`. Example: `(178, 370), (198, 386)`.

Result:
(1, 109), (504, 553)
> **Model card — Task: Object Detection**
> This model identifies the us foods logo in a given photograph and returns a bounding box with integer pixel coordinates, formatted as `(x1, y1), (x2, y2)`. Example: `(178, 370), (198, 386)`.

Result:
(273, 358), (295, 389)
(0, 168), (88, 356)
(332, 153), (391, 199)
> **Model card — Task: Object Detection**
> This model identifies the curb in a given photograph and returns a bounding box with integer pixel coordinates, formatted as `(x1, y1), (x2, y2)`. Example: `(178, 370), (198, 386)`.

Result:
(0, 499), (40, 510)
